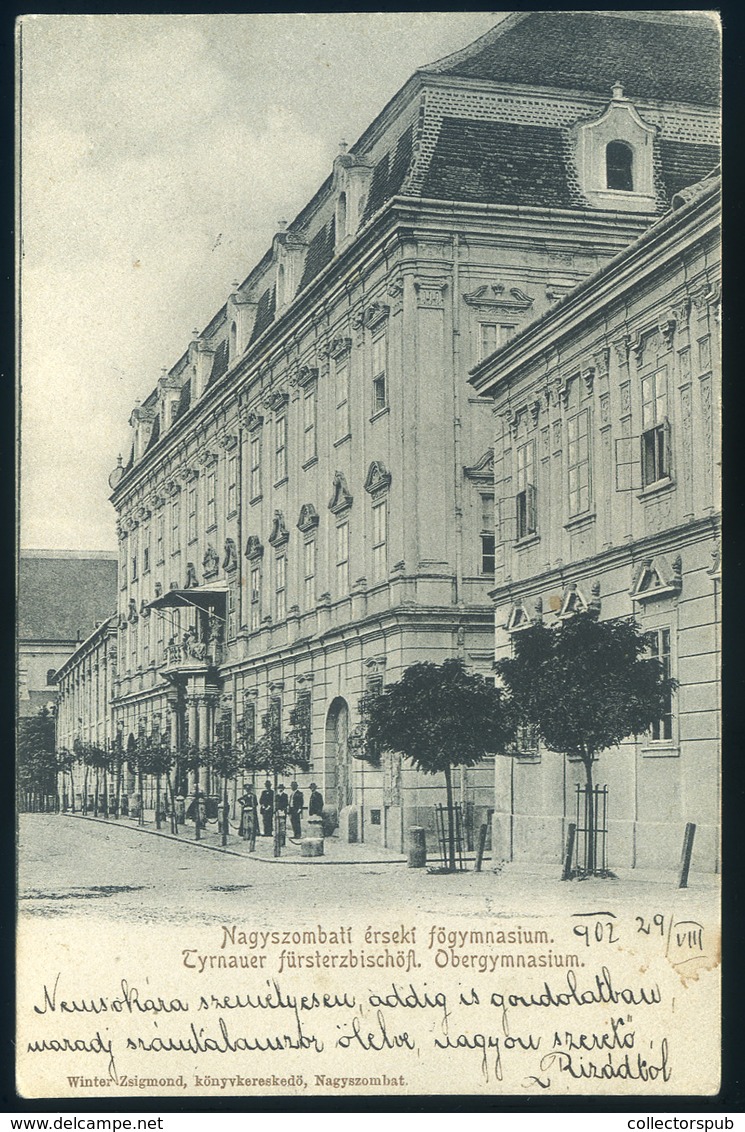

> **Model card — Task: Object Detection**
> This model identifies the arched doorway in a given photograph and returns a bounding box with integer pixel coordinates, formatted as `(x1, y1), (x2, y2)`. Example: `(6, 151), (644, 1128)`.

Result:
(325, 697), (352, 814)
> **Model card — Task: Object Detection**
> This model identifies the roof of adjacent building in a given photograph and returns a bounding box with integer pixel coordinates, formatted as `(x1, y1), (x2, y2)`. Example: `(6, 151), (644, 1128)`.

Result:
(18, 553), (118, 643)
(420, 11), (720, 106)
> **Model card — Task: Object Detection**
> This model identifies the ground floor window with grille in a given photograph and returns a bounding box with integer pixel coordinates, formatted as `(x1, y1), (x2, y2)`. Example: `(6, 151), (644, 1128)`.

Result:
(648, 627), (673, 740)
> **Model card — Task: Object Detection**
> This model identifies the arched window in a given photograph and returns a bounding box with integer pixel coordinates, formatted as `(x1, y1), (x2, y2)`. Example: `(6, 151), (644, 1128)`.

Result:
(46, 668), (57, 686)
(336, 192), (347, 240)
(277, 264), (285, 305)
(606, 140), (634, 191)
(230, 321), (237, 358)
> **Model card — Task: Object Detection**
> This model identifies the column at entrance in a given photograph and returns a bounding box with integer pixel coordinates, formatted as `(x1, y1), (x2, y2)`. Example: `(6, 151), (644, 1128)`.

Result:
(186, 695), (198, 791)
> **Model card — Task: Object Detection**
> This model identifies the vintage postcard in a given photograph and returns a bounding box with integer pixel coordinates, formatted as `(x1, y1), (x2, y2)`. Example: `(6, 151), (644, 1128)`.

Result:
(16, 12), (722, 1100)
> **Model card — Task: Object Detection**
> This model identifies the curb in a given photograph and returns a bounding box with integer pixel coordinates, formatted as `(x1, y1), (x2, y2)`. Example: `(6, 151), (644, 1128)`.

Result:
(59, 812), (408, 866)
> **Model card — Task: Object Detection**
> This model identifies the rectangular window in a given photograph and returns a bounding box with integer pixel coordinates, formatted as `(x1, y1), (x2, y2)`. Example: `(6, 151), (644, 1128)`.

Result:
(372, 333), (387, 414)
(227, 453), (238, 514)
(336, 521), (350, 593)
(206, 470), (217, 529)
(130, 624), (137, 670)
(250, 566), (261, 631)
(156, 608), (164, 650)
(275, 414), (287, 483)
(372, 500), (387, 581)
(648, 628), (673, 741)
(567, 409), (591, 515)
(515, 441), (537, 539)
(131, 553), (138, 582)
(641, 369), (671, 487)
(275, 555), (286, 621)
(171, 496), (180, 552)
(187, 486), (197, 543)
(143, 544), (150, 575)
(304, 538), (316, 610)
(480, 492), (495, 574)
(303, 388), (317, 463)
(250, 434), (261, 500)
(479, 322), (499, 361)
(156, 515), (164, 564)
(227, 584), (236, 641)
(335, 359), (350, 440)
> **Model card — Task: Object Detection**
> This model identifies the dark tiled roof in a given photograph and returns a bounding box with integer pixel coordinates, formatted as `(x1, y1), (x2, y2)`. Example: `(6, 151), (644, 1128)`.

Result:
(144, 413), (160, 452)
(432, 13), (720, 107)
(658, 140), (721, 203)
(207, 338), (229, 387)
(249, 286), (277, 343)
(172, 377), (192, 422)
(298, 217), (335, 292)
(19, 556), (118, 642)
(360, 125), (414, 225)
(123, 444), (134, 473)
(421, 118), (576, 209)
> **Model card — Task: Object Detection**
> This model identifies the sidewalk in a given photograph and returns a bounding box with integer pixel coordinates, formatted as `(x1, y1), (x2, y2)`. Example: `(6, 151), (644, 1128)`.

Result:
(60, 810), (410, 866)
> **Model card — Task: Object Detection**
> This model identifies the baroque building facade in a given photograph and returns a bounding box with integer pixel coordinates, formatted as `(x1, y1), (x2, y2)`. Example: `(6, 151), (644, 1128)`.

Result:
(106, 12), (720, 848)
(470, 174), (721, 871)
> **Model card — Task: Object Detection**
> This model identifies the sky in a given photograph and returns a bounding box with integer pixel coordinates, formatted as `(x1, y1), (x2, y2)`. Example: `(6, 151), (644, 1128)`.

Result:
(18, 12), (503, 553)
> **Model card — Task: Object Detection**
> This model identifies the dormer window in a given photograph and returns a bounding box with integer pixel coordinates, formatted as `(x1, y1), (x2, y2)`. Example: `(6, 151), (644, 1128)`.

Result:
(336, 192), (348, 241)
(230, 321), (237, 358)
(574, 85), (656, 212)
(606, 141), (633, 191)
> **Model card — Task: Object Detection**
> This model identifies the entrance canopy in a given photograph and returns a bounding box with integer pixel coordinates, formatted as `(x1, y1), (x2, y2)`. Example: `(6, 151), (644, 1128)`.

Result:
(147, 581), (229, 618)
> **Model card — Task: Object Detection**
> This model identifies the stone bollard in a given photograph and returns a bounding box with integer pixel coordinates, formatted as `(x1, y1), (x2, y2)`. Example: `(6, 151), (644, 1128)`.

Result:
(408, 826), (427, 868)
(301, 838), (324, 858)
(307, 817), (324, 841)
(175, 795), (186, 823)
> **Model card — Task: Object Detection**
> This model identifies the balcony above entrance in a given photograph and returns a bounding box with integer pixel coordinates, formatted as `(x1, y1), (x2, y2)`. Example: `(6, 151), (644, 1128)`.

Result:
(147, 581), (228, 676)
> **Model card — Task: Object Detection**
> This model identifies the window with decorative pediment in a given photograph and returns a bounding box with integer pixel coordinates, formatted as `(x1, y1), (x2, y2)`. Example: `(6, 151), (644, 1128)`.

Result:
(479, 493), (495, 575)
(156, 514), (164, 565)
(336, 520), (350, 595)
(371, 330), (387, 415)
(630, 555), (682, 604)
(371, 501), (387, 582)
(275, 413), (287, 484)
(304, 537), (316, 610)
(171, 496), (180, 554)
(567, 409), (591, 516)
(275, 554), (287, 622)
(250, 433), (261, 501)
(647, 627), (674, 743)
(206, 470), (217, 530)
(573, 85), (656, 212)
(187, 486), (197, 543)
(641, 367), (671, 488)
(227, 453), (238, 515)
(515, 440), (537, 540)
(250, 565), (262, 631)
(303, 386), (317, 464)
(335, 356), (350, 442)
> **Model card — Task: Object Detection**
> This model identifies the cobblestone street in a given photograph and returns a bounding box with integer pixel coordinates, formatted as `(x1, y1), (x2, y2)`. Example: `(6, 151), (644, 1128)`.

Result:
(18, 813), (719, 927)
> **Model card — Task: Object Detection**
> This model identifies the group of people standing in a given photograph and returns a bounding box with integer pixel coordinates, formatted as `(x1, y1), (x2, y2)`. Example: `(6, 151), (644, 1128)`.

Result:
(237, 779), (324, 846)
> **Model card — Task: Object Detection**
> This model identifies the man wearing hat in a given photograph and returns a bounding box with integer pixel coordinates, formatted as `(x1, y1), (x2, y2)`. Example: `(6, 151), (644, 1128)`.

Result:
(275, 783), (289, 847)
(237, 783), (258, 848)
(288, 780), (305, 840)
(308, 783), (324, 819)
(259, 779), (274, 837)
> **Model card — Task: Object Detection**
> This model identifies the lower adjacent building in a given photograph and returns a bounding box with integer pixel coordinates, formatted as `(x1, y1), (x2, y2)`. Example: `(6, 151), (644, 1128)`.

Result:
(18, 550), (118, 719)
(470, 174), (721, 872)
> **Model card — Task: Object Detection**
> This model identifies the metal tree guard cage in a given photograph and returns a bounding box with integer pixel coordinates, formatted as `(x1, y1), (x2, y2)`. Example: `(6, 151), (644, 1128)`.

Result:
(574, 783), (609, 876)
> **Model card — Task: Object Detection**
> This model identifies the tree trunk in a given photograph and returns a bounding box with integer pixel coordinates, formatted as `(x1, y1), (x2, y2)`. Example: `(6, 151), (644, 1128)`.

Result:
(583, 753), (595, 876)
(82, 765), (89, 815)
(69, 764), (76, 813)
(222, 774), (229, 847)
(155, 774), (162, 831)
(138, 763), (145, 827)
(194, 762), (201, 841)
(93, 767), (99, 817)
(444, 762), (456, 872)
(273, 769), (281, 857)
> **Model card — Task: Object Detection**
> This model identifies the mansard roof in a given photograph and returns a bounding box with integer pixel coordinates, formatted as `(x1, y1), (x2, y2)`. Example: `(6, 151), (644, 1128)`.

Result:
(19, 553), (118, 643)
(420, 11), (720, 106)
(116, 12), (720, 489)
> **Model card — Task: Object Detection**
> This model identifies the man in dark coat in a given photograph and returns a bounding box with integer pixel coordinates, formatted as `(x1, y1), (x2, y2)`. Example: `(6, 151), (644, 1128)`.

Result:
(308, 783), (324, 818)
(259, 779), (274, 837)
(237, 784), (258, 847)
(275, 783), (289, 847)
(288, 781), (304, 840)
